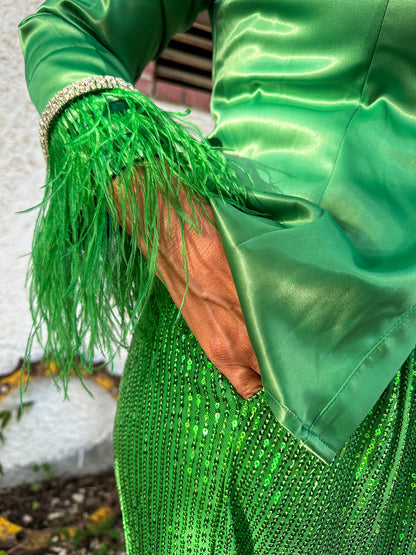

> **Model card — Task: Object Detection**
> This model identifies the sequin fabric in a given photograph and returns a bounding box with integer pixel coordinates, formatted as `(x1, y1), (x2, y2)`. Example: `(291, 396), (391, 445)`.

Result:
(113, 300), (416, 554)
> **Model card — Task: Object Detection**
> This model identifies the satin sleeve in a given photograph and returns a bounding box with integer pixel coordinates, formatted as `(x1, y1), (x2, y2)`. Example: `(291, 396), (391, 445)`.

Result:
(19, 0), (211, 113)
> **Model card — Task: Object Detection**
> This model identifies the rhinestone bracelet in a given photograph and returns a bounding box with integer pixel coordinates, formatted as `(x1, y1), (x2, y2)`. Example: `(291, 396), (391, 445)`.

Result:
(39, 75), (135, 159)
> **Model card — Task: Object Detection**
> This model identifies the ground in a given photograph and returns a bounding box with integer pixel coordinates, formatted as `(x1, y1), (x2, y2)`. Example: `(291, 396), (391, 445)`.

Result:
(0, 471), (125, 554)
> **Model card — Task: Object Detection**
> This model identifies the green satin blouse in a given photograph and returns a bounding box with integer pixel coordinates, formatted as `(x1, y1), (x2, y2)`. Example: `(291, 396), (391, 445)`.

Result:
(19, 0), (416, 462)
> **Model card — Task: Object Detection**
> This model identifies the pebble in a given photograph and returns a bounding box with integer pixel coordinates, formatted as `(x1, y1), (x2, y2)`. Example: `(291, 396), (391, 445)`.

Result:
(90, 538), (101, 549)
(0, 383), (10, 394)
(71, 492), (85, 504)
(22, 514), (33, 524)
(49, 548), (67, 555)
(47, 511), (64, 520)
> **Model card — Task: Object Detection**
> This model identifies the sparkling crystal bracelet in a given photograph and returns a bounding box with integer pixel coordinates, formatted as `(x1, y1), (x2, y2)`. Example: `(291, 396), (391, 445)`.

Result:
(39, 75), (135, 159)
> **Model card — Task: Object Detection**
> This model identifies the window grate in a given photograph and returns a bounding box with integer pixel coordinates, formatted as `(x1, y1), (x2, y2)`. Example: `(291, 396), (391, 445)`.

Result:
(156, 12), (213, 93)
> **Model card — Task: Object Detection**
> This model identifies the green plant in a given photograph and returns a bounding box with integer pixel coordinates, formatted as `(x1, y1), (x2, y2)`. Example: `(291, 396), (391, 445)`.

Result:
(29, 462), (56, 492)
(29, 481), (42, 493)
(32, 462), (55, 480)
(69, 515), (124, 552)
(55, 513), (124, 553)
(0, 410), (11, 444)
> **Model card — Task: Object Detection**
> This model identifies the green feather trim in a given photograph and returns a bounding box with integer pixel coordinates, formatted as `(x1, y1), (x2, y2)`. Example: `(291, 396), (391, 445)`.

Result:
(24, 88), (247, 390)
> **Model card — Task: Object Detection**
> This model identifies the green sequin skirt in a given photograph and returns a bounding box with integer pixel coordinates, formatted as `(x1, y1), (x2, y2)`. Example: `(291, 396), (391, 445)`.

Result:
(113, 299), (416, 554)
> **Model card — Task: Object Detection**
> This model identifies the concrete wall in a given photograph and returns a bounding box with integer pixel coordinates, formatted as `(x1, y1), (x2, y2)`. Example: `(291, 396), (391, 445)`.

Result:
(1, 0), (213, 487)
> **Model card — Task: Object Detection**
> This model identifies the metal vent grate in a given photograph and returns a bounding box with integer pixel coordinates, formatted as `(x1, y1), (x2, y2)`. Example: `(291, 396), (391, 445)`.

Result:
(156, 12), (213, 92)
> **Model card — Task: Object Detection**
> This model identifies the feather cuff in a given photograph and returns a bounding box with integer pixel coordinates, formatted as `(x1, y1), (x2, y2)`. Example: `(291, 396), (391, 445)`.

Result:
(25, 84), (246, 389)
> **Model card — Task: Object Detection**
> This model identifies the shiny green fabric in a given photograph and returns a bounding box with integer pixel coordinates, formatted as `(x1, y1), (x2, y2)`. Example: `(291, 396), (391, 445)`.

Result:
(19, 0), (416, 463)
(210, 0), (416, 462)
(19, 0), (211, 113)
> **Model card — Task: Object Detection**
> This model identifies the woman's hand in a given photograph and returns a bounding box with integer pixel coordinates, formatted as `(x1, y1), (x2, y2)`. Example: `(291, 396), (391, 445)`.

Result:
(115, 170), (263, 399)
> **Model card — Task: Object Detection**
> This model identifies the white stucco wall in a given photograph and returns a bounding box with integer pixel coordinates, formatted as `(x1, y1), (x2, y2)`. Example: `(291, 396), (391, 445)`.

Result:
(1, 0), (213, 487)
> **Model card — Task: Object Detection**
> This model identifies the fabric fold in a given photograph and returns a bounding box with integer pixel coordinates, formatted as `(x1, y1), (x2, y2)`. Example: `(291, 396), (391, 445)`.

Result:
(211, 186), (416, 463)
